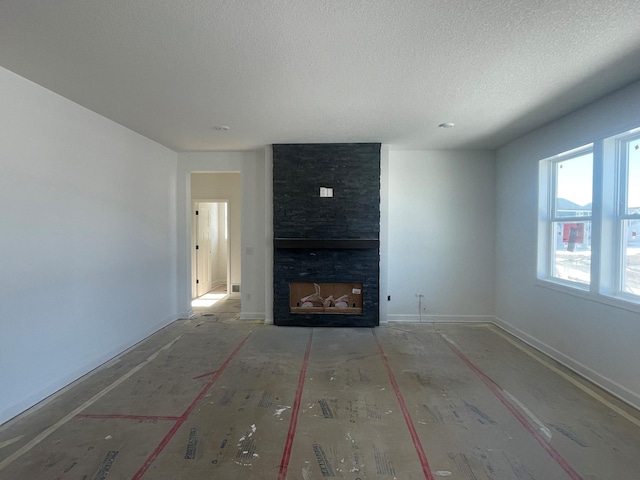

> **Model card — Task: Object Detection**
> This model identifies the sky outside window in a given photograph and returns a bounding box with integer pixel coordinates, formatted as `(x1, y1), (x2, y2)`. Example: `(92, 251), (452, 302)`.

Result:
(628, 140), (640, 212)
(556, 152), (593, 207)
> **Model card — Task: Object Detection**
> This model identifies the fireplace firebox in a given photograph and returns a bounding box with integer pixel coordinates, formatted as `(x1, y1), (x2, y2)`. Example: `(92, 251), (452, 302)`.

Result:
(290, 282), (363, 314)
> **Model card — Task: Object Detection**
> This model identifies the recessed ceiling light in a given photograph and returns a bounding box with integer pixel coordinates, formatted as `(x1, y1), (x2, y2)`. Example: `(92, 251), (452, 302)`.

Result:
(213, 125), (230, 131)
(438, 122), (455, 128)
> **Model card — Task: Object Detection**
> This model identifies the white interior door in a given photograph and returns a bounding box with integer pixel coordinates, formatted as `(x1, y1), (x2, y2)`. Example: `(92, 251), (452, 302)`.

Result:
(196, 203), (212, 297)
(192, 200), (230, 299)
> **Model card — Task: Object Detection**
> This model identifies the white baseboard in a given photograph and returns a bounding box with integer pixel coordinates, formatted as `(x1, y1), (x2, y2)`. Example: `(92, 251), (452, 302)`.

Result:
(387, 314), (494, 323)
(239, 312), (266, 321)
(494, 316), (640, 411)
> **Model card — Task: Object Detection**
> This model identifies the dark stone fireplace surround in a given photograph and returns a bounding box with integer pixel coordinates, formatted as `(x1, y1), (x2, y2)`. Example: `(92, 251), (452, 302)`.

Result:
(273, 143), (381, 327)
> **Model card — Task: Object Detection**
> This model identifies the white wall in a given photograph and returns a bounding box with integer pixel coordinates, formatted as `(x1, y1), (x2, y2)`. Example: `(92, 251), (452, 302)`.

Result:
(496, 79), (640, 409)
(214, 203), (228, 284)
(387, 150), (496, 322)
(0, 67), (178, 424)
(209, 204), (220, 286)
(240, 150), (267, 319)
(264, 147), (274, 324)
(177, 151), (266, 320)
(379, 145), (390, 323)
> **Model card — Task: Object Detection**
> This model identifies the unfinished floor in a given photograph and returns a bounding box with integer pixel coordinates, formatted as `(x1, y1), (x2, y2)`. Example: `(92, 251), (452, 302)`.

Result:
(1, 299), (639, 479)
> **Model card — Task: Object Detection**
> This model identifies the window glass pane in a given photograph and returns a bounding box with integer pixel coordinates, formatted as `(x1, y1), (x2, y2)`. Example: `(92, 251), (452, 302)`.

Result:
(627, 139), (640, 214)
(551, 221), (591, 285)
(554, 152), (593, 218)
(622, 220), (640, 295)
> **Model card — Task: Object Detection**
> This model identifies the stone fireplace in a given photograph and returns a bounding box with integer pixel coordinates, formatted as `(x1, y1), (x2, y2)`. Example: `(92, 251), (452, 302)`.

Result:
(272, 143), (380, 327)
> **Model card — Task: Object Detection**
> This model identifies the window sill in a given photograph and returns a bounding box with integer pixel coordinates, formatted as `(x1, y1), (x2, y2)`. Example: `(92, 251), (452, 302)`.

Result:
(535, 278), (640, 314)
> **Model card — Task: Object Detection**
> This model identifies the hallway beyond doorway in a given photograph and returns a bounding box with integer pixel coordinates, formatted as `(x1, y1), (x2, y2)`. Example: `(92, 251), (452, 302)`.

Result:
(192, 283), (228, 308)
(191, 285), (239, 321)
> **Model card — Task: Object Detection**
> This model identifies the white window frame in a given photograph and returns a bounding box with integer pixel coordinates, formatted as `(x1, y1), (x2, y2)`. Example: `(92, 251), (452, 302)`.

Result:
(538, 144), (594, 289)
(538, 127), (640, 311)
(614, 130), (640, 301)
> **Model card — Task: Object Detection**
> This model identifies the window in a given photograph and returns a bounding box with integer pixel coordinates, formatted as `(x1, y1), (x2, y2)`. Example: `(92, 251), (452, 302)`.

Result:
(538, 127), (640, 305)
(540, 146), (593, 287)
(618, 133), (640, 296)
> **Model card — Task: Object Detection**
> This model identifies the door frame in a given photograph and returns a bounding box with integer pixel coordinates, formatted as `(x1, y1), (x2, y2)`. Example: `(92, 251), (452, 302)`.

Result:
(177, 162), (246, 321)
(191, 198), (231, 299)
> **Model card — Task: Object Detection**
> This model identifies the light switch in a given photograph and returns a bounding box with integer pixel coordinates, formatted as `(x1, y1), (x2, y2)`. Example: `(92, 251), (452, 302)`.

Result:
(320, 187), (333, 197)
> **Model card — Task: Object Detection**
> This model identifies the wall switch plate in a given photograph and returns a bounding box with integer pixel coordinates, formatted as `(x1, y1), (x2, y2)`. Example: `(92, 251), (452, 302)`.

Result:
(320, 187), (334, 197)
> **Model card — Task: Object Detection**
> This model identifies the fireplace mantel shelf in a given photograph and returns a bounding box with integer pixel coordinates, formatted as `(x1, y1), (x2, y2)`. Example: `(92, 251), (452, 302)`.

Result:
(274, 238), (379, 249)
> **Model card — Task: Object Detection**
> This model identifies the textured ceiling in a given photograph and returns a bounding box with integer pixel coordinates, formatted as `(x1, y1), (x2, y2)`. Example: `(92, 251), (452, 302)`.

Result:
(2, 1), (640, 151)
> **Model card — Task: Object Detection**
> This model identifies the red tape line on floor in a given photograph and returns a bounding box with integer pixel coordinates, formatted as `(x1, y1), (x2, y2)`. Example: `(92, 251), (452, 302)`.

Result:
(278, 329), (314, 480)
(443, 336), (583, 480)
(75, 414), (180, 421)
(373, 329), (435, 480)
(131, 331), (253, 480)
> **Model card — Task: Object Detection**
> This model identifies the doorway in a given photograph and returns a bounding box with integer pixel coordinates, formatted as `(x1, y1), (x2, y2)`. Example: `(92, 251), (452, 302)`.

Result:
(192, 201), (230, 299)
